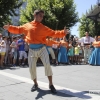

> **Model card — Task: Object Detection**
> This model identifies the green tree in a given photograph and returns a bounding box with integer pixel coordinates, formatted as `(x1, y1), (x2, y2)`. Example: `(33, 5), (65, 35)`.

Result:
(20, 0), (78, 30)
(78, 5), (100, 37)
(0, 0), (23, 29)
(78, 14), (95, 37)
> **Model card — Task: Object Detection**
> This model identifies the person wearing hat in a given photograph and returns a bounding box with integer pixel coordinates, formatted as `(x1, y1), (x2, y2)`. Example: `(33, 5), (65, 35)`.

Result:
(3, 9), (69, 93)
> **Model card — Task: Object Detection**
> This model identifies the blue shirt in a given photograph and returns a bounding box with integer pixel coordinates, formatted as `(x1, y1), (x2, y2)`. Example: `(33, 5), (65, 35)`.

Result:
(18, 39), (25, 51)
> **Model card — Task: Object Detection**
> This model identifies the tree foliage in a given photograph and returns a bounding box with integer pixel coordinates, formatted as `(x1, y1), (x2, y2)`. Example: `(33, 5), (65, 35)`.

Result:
(78, 14), (95, 37)
(78, 5), (100, 37)
(20, 0), (78, 30)
(0, 0), (23, 29)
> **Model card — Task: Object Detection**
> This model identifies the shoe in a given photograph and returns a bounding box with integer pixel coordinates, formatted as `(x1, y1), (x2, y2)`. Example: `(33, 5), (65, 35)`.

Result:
(49, 85), (57, 94)
(52, 63), (57, 66)
(0, 66), (5, 70)
(19, 64), (22, 66)
(12, 64), (16, 67)
(22, 63), (25, 66)
(31, 84), (38, 92)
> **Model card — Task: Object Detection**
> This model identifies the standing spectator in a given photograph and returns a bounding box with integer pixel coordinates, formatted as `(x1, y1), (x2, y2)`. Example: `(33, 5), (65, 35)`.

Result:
(16, 35), (20, 65)
(78, 32), (95, 64)
(46, 37), (59, 65)
(24, 42), (29, 65)
(78, 43), (83, 64)
(89, 42), (94, 55)
(74, 43), (80, 64)
(68, 40), (74, 64)
(10, 37), (18, 67)
(24, 42), (29, 56)
(72, 37), (77, 47)
(17, 35), (27, 66)
(0, 36), (7, 68)
(52, 38), (60, 65)
(0, 33), (2, 42)
(4, 37), (11, 65)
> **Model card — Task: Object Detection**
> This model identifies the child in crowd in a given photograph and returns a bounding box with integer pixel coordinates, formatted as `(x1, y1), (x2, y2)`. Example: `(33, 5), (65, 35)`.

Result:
(74, 42), (80, 64)
(68, 40), (74, 64)
(78, 43), (83, 64)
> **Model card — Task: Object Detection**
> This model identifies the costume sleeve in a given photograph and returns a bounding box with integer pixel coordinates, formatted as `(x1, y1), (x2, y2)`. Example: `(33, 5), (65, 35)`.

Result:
(42, 25), (66, 38)
(78, 37), (84, 43)
(90, 37), (95, 42)
(8, 25), (25, 34)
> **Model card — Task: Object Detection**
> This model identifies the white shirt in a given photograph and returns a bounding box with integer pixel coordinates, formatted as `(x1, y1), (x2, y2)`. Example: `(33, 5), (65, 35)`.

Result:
(0, 37), (2, 49)
(0, 40), (6, 52)
(52, 44), (58, 49)
(24, 42), (29, 51)
(78, 36), (95, 44)
(11, 41), (17, 52)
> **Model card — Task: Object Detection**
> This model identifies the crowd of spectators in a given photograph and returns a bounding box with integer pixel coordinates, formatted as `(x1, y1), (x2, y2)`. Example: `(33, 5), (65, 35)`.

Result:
(0, 32), (99, 69)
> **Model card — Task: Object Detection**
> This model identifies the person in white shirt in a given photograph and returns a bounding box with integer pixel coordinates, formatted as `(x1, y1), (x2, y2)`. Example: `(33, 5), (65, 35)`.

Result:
(78, 32), (95, 64)
(0, 33), (3, 50)
(0, 33), (2, 42)
(0, 36), (7, 68)
(4, 37), (11, 65)
(10, 36), (18, 67)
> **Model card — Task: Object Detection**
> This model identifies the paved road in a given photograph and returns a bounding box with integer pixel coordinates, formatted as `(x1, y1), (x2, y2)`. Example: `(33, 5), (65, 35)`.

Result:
(0, 64), (100, 100)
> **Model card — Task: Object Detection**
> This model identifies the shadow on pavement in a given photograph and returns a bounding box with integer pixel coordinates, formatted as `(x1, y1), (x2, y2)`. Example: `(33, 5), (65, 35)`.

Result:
(58, 89), (92, 99)
(34, 88), (75, 100)
(35, 88), (92, 100)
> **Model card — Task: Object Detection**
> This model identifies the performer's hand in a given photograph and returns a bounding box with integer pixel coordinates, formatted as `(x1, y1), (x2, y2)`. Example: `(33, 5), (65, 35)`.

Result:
(3, 24), (10, 30)
(64, 26), (69, 35)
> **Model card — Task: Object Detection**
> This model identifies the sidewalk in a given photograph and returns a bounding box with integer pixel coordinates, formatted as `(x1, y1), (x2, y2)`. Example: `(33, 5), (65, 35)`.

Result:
(0, 64), (100, 100)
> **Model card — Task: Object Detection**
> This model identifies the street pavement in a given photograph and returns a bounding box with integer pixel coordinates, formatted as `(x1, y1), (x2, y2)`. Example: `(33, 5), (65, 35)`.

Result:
(0, 64), (100, 100)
